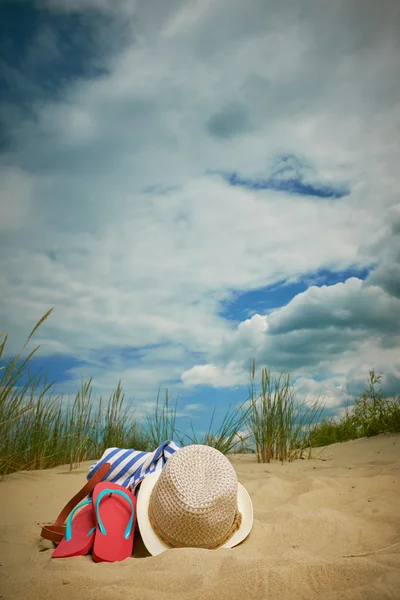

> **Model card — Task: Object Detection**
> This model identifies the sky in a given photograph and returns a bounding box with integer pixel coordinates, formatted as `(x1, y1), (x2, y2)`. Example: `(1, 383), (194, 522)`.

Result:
(1, 0), (400, 436)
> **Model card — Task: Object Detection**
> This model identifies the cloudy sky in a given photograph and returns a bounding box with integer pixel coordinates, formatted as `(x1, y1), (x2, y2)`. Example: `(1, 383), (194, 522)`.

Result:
(1, 0), (399, 433)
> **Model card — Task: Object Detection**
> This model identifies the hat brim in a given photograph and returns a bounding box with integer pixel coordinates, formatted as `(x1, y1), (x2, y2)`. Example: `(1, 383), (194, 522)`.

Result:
(136, 470), (254, 556)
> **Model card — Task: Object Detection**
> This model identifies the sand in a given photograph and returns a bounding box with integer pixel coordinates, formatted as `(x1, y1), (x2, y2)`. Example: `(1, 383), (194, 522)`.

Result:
(1, 434), (399, 600)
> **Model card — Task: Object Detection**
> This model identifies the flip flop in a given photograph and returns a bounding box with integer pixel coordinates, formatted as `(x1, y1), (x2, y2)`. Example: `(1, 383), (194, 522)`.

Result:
(92, 482), (136, 563)
(41, 462), (111, 545)
(52, 499), (96, 558)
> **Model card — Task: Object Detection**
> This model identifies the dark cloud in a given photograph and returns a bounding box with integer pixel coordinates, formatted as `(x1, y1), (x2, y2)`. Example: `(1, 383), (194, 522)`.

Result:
(366, 215), (400, 298)
(0, 2), (117, 102)
(368, 263), (400, 299)
(258, 328), (363, 372)
(206, 103), (251, 139)
(267, 279), (400, 335)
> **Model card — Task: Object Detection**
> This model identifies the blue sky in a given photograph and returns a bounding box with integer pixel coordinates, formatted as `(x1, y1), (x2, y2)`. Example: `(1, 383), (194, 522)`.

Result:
(1, 0), (400, 437)
(219, 267), (373, 322)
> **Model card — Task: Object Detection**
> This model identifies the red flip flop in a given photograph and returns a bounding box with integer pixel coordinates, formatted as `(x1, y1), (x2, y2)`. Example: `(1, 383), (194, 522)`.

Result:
(52, 500), (95, 558)
(92, 482), (136, 563)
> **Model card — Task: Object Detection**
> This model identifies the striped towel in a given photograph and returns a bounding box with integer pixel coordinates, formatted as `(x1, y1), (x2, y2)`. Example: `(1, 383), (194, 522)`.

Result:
(87, 440), (181, 494)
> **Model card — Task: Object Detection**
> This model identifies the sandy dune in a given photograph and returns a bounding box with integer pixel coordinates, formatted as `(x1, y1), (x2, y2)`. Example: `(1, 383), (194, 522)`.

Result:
(1, 434), (399, 600)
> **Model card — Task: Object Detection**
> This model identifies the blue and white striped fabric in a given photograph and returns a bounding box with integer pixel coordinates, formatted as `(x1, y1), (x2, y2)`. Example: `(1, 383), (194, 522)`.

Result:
(87, 440), (181, 494)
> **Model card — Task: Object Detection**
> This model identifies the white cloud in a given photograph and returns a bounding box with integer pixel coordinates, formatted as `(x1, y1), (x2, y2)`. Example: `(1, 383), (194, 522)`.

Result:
(0, 178), (383, 358)
(162, 0), (213, 38)
(1, 0), (399, 404)
(183, 276), (400, 400)
(0, 167), (35, 231)
(294, 377), (348, 409)
(182, 362), (248, 388)
(182, 403), (205, 412)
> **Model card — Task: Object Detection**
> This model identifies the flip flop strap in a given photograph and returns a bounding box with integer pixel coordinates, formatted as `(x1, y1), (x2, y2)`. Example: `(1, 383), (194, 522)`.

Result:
(95, 489), (135, 540)
(65, 499), (94, 542)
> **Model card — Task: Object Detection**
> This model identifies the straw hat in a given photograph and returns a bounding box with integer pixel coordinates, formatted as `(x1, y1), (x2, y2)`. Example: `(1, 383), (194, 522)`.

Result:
(137, 444), (253, 555)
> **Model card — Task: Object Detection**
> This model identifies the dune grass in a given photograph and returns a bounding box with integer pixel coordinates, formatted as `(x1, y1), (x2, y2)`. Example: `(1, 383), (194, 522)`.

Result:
(180, 399), (253, 455)
(143, 387), (181, 448)
(1, 313), (399, 477)
(309, 370), (400, 447)
(247, 360), (325, 463)
(0, 313), (150, 476)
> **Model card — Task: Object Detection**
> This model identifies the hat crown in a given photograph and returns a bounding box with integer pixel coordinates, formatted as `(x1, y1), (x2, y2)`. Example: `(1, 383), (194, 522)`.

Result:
(149, 444), (239, 548)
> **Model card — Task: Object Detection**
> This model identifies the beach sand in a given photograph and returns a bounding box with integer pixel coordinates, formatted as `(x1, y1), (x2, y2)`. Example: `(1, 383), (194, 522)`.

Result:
(1, 434), (399, 600)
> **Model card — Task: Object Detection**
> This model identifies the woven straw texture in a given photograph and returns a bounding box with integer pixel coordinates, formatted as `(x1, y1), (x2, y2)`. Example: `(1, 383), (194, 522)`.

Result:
(148, 444), (241, 549)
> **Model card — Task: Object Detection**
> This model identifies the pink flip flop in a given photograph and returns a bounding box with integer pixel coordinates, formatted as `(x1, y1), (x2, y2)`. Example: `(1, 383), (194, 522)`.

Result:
(52, 499), (96, 558)
(92, 482), (136, 563)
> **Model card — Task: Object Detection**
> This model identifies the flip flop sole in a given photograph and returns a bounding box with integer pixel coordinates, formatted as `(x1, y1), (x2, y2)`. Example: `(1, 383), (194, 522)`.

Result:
(92, 482), (136, 563)
(52, 504), (95, 558)
(92, 481), (136, 562)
